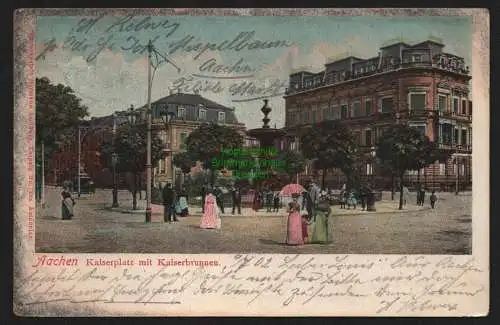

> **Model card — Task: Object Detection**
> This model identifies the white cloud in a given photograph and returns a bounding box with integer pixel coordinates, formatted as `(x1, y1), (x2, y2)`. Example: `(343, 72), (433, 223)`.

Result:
(36, 35), (375, 130)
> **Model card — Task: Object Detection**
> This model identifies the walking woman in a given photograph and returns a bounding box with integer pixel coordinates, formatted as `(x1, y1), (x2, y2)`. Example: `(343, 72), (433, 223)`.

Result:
(176, 187), (189, 217)
(285, 193), (304, 246)
(200, 191), (221, 229)
(311, 201), (330, 244)
(252, 190), (262, 212)
(61, 187), (75, 220)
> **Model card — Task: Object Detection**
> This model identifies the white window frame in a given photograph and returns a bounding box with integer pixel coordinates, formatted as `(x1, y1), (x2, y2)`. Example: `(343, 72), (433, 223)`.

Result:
(452, 96), (459, 114)
(439, 163), (446, 176)
(330, 105), (338, 120)
(409, 123), (427, 136)
(159, 158), (166, 174)
(364, 128), (372, 146)
(366, 163), (373, 176)
(379, 96), (394, 113)
(179, 132), (188, 150)
(437, 94), (448, 113)
(218, 111), (226, 122)
(351, 101), (361, 117)
(199, 107), (207, 120)
(460, 98), (468, 115)
(340, 104), (349, 119)
(364, 98), (373, 116)
(177, 106), (186, 118)
(408, 91), (427, 112)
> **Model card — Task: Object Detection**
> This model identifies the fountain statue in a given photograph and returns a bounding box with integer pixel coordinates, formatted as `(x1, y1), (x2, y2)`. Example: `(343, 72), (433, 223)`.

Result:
(246, 100), (287, 189)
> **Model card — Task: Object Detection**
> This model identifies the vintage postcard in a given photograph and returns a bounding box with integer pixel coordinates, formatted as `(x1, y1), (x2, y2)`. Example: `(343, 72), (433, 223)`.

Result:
(13, 8), (489, 316)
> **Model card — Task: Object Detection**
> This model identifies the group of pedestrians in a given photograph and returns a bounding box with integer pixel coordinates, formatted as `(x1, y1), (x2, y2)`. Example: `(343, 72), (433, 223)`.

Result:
(339, 184), (375, 211)
(253, 189), (280, 213)
(415, 185), (438, 209)
(286, 180), (329, 246)
(161, 183), (189, 223)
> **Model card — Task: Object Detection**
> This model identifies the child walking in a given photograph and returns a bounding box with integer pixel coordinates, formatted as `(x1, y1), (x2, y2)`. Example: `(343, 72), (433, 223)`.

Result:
(430, 191), (437, 209)
(273, 193), (280, 212)
(301, 214), (309, 243)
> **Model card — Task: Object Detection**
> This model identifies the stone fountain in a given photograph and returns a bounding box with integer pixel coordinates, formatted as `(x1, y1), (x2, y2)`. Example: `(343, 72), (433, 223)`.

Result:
(246, 100), (287, 189)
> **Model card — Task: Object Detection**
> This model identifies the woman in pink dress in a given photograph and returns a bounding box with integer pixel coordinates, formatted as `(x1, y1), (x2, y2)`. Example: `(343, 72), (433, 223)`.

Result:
(200, 192), (221, 229)
(286, 193), (304, 245)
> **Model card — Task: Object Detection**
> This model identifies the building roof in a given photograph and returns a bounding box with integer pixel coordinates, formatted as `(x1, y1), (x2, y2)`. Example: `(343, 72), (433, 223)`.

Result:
(380, 41), (410, 49)
(153, 93), (234, 111)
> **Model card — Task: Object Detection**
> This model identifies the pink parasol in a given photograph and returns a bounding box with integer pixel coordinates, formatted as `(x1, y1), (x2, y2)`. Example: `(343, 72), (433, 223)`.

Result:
(279, 183), (306, 196)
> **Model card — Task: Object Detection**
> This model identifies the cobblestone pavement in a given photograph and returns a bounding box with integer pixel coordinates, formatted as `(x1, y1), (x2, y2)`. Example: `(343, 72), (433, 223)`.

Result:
(36, 187), (472, 254)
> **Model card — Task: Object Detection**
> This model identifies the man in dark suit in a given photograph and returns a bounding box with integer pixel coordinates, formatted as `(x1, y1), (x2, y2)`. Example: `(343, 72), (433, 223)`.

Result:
(162, 183), (177, 223)
(201, 184), (207, 213)
(214, 186), (225, 214)
(231, 185), (242, 215)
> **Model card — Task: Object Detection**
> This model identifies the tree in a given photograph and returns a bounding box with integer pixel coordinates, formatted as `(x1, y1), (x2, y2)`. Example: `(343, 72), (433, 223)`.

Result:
(173, 151), (197, 186)
(300, 120), (360, 189)
(376, 124), (445, 210)
(278, 150), (307, 182)
(36, 77), (89, 163)
(185, 122), (244, 186)
(99, 124), (165, 210)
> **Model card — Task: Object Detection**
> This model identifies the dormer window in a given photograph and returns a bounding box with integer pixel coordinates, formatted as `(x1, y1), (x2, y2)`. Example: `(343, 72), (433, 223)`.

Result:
(177, 106), (186, 118)
(414, 55), (421, 62)
(371, 65), (376, 71)
(450, 60), (456, 69)
(218, 111), (226, 123)
(198, 105), (206, 120)
(360, 67), (365, 73)
(440, 56), (446, 66)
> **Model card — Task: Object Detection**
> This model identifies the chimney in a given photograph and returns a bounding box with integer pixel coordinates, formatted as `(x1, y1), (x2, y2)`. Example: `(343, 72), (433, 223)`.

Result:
(194, 89), (199, 95)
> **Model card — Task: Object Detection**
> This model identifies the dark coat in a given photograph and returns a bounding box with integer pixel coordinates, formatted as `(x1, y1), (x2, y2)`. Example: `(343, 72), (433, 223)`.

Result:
(231, 187), (241, 202)
(162, 187), (175, 205)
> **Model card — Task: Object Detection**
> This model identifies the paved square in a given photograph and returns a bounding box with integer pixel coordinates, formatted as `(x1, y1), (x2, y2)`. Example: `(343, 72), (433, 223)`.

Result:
(36, 187), (472, 254)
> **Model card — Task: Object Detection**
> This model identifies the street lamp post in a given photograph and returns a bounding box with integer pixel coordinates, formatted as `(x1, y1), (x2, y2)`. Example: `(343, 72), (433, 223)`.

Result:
(144, 40), (154, 223)
(111, 112), (119, 208)
(40, 140), (45, 208)
(160, 110), (176, 187)
(77, 125), (82, 198)
(111, 152), (119, 207)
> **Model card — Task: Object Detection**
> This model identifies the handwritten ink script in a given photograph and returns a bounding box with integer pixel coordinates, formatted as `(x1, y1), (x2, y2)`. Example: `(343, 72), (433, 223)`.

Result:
(36, 15), (293, 102)
(16, 255), (485, 315)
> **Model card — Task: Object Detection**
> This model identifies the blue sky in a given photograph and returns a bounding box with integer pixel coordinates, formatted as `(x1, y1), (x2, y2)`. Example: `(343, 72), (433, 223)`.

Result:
(36, 15), (471, 129)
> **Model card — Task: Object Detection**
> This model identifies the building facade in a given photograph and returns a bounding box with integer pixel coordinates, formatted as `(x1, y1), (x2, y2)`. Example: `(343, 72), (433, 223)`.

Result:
(283, 39), (472, 191)
(138, 91), (246, 187)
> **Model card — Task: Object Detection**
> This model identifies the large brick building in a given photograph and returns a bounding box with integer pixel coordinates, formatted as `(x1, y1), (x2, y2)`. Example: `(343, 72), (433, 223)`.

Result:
(282, 39), (472, 191)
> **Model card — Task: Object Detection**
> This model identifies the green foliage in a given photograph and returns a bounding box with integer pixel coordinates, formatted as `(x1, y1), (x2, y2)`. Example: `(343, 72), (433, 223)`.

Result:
(278, 150), (306, 180)
(376, 124), (444, 209)
(300, 120), (360, 188)
(99, 124), (165, 174)
(172, 151), (196, 174)
(376, 124), (440, 177)
(186, 122), (244, 185)
(36, 77), (89, 161)
(186, 122), (244, 170)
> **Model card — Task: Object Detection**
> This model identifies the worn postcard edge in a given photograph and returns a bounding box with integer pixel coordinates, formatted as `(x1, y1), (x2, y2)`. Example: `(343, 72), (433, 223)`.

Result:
(12, 8), (490, 317)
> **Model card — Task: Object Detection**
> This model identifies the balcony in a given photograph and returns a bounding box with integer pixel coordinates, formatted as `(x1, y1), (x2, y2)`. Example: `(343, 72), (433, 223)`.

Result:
(440, 111), (472, 121)
(437, 142), (472, 152)
(285, 57), (470, 96)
